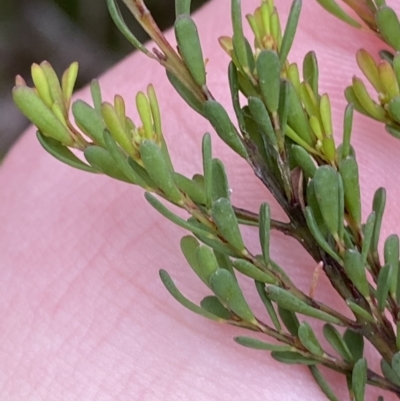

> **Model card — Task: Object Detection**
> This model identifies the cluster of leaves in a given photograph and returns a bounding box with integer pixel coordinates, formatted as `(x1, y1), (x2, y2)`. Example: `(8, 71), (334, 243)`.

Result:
(12, 0), (400, 399)
(318, 0), (400, 138)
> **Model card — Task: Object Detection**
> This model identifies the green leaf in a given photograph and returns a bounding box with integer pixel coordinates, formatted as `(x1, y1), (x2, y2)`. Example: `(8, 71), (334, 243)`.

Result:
(352, 358), (367, 401)
(145, 192), (215, 239)
(103, 131), (151, 188)
(278, 80), (290, 136)
(256, 281), (281, 331)
(211, 159), (230, 201)
(13, 86), (73, 146)
(287, 82), (314, 146)
(371, 188), (386, 254)
(278, 306), (299, 336)
(212, 197), (245, 252)
(323, 324), (353, 362)
(72, 100), (106, 147)
(341, 104), (354, 160)
(346, 300), (375, 323)
(394, 53), (400, 85)
(90, 79), (102, 113)
(388, 97), (400, 124)
(159, 269), (222, 321)
(209, 269), (256, 323)
(214, 251), (235, 276)
(304, 207), (341, 263)
(173, 173), (206, 204)
(384, 234), (399, 297)
(313, 166), (341, 237)
(303, 51), (319, 97)
(386, 125), (400, 139)
(233, 259), (276, 283)
(202, 133), (213, 209)
(298, 322), (324, 356)
(140, 141), (183, 204)
(309, 366), (340, 401)
(292, 145), (316, 178)
(37, 132), (98, 173)
(166, 70), (205, 116)
(188, 218), (238, 257)
(231, 0), (249, 72)
(361, 212), (376, 263)
(180, 235), (201, 273)
(200, 296), (231, 319)
(256, 50), (281, 113)
(344, 87), (370, 118)
(307, 181), (328, 237)
(376, 6), (400, 51)
(271, 351), (317, 365)
(266, 286), (342, 324)
(343, 249), (369, 298)
(235, 336), (292, 352)
(376, 264), (392, 311)
(356, 48), (385, 94)
(84, 146), (131, 182)
(343, 329), (364, 361)
(392, 352), (400, 376)
(259, 203), (271, 262)
(315, 0), (362, 28)
(228, 63), (247, 136)
(381, 359), (400, 386)
(351, 77), (386, 121)
(195, 245), (219, 285)
(101, 102), (135, 155)
(248, 96), (277, 148)
(339, 156), (361, 226)
(175, 16), (206, 87)
(175, 0), (191, 17)
(204, 100), (248, 158)
(106, 0), (152, 56)
(279, 0), (302, 66)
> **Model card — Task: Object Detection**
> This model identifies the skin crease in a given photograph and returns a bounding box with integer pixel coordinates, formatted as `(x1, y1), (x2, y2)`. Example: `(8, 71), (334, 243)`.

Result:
(2, 0), (400, 399)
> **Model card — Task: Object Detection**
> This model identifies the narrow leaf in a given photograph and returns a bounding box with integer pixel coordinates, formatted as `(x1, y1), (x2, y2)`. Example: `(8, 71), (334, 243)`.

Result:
(211, 159), (230, 201)
(279, 0), (302, 65)
(376, 7), (400, 51)
(352, 358), (367, 401)
(323, 324), (353, 362)
(200, 296), (231, 319)
(259, 203), (271, 262)
(266, 286), (342, 324)
(298, 322), (324, 356)
(166, 70), (205, 116)
(271, 351), (317, 365)
(235, 336), (292, 352)
(343, 329), (364, 361)
(159, 270), (222, 321)
(309, 366), (340, 401)
(175, 16), (206, 86)
(72, 100), (106, 147)
(209, 269), (256, 322)
(256, 281), (281, 331)
(140, 141), (183, 204)
(256, 50), (281, 113)
(212, 197), (245, 252)
(315, 0), (362, 28)
(204, 100), (248, 158)
(233, 259), (277, 283)
(343, 249), (370, 298)
(37, 132), (98, 173)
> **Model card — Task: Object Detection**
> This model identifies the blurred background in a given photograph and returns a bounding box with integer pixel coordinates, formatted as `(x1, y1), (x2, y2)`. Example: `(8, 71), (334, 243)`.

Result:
(0, 0), (209, 157)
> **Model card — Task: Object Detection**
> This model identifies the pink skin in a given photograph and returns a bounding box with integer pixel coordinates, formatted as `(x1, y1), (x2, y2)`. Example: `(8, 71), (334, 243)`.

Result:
(1, 1), (400, 399)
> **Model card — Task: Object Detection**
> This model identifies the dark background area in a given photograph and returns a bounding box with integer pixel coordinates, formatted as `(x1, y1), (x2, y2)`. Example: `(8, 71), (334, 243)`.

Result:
(0, 0), (209, 156)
